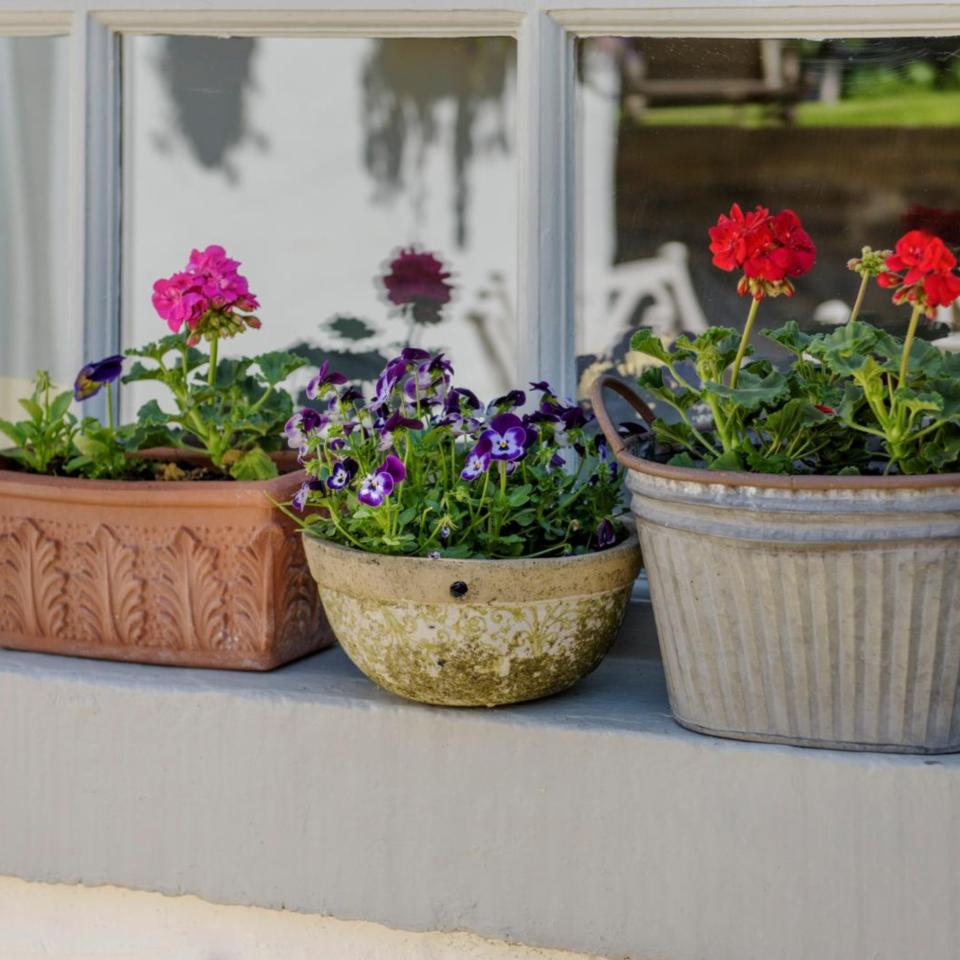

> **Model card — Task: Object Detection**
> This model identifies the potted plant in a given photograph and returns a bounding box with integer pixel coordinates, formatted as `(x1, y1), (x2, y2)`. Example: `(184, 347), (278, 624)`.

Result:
(0, 245), (330, 669)
(288, 349), (641, 706)
(593, 204), (960, 753)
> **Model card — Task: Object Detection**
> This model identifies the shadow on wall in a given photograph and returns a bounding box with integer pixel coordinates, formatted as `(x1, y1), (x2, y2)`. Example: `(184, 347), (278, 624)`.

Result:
(153, 36), (262, 184)
(361, 38), (515, 248)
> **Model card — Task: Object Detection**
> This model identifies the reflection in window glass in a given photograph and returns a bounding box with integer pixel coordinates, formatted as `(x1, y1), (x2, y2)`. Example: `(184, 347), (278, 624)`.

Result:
(123, 36), (517, 413)
(577, 37), (960, 408)
(0, 36), (69, 421)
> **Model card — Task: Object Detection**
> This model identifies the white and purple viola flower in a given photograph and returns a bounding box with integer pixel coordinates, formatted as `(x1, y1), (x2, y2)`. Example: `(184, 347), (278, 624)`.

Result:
(595, 518), (616, 549)
(285, 407), (327, 449)
(292, 479), (325, 512)
(327, 457), (358, 490)
(358, 453), (407, 508)
(460, 440), (492, 481)
(291, 346), (623, 557)
(306, 360), (348, 400)
(481, 413), (532, 462)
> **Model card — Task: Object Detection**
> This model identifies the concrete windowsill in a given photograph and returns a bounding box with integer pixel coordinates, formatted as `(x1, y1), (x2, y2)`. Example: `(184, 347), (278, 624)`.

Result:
(1, 604), (958, 960)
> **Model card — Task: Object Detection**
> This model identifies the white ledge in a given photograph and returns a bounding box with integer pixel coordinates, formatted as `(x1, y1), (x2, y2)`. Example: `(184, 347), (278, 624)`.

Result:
(0, 606), (958, 960)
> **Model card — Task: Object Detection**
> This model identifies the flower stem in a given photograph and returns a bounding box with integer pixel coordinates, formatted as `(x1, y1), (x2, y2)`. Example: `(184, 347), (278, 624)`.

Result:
(105, 382), (115, 433)
(729, 296), (762, 389)
(898, 303), (923, 387)
(207, 335), (219, 388)
(848, 273), (869, 325)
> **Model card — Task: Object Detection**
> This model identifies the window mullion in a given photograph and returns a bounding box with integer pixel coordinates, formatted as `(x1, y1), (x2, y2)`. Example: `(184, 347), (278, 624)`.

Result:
(69, 12), (121, 417)
(517, 12), (576, 397)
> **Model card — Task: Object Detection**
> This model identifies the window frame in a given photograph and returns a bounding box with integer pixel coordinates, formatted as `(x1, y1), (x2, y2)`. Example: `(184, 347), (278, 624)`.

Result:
(4, 1), (960, 401)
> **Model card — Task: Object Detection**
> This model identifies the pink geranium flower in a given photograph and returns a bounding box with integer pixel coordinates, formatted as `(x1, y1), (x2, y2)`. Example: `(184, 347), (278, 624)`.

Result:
(152, 244), (260, 337)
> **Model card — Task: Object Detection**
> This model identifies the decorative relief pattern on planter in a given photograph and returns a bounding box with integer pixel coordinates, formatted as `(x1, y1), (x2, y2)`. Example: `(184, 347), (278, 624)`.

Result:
(75, 526), (148, 647)
(0, 472), (333, 669)
(0, 519), (68, 639)
(155, 528), (229, 650)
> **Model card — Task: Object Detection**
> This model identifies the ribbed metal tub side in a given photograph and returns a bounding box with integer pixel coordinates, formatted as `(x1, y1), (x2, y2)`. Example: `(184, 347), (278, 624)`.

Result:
(627, 471), (960, 753)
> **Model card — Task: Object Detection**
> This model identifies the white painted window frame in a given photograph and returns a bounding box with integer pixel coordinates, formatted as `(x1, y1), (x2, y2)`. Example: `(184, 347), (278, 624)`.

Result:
(2, 1), (960, 397)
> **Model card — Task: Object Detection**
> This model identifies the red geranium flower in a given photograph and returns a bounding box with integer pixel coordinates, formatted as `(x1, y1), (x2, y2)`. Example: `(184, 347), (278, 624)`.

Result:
(708, 203), (771, 272)
(709, 204), (815, 300)
(878, 230), (960, 317)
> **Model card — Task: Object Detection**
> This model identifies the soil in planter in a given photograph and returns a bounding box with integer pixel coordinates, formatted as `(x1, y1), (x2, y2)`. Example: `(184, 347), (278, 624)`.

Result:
(0, 449), (299, 482)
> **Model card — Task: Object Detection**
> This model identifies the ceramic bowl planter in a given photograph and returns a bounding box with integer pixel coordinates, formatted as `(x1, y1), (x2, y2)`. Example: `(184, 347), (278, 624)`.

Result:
(302, 530), (642, 706)
(594, 376), (960, 754)
(0, 458), (333, 670)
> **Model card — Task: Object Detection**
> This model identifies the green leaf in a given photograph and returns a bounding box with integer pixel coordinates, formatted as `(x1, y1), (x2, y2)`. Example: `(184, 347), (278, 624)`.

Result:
(0, 418), (27, 448)
(213, 357), (253, 389)
(921, 424), (960, 470)
(893, 387), (943, 418)
(136, 399), (172, 428)
(764, 320), (811, 358)
(506, 484), (533, 508)
(703, 369), (788, 411)
(876, 336), (945, 379)
(229, 446), (279, 481)
(17, 398), (43, 423)
(761, 398), (828, 439)
(652, 420), (696, 450)
(254, 351), (308, 386)
(745, 448), (794, 475)
(806, 320), (893, 376)
(636, 367), (698, 411)
(629, 328), (680, 366)
(708, 449), (745, 472)
(667, 452), (698, 467)
(929, 378), (960, 421)
(49, 391), (74, 421)
(121, 361), (166, 385)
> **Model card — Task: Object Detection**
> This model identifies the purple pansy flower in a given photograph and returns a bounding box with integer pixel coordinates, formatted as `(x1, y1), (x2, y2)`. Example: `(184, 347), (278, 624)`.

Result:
(596, 518), (616, 549)
(305, 360), (348, 400)
(73, 354), (124, 401)
(400, 347), (432, 364)
(481, 413), (529, 462)
(285, 408), (327, 448)
(327, 457), (358, 490)
(357, 454), (406, 507)
(444, 387), (481, 414)
(487, 389), (526, 413)
(529, 380), (554, 395)
(546, 452), (566, 473)
(382, 411), (424, 433)
(292, 479), (324, 512)
(371, 357), (409, 408)
(460, 438), (492, 481)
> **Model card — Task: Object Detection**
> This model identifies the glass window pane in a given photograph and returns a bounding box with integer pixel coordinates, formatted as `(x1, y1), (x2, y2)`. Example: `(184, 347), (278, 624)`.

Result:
(122, 35), (517, 412)
(577, 37), (960, 410)
(0, 35), (70, 421)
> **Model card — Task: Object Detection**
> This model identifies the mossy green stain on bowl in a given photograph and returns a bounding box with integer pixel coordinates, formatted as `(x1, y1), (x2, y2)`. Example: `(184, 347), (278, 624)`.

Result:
(320, 587), (633, 706)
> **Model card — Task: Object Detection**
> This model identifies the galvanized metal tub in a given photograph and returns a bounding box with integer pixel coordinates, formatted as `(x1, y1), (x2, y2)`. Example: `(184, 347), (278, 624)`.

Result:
(593, 375), (960, 753)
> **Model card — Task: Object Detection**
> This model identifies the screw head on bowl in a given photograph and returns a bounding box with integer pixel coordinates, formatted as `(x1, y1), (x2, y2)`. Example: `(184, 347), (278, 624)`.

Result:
(450, 580), (468, 598)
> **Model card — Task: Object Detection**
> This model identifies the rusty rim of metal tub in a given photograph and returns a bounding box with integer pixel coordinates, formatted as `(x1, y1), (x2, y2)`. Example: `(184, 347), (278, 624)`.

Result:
(591, 374), (960, 492)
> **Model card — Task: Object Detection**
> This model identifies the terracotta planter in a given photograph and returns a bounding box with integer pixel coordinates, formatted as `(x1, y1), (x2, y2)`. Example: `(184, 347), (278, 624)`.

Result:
(302, 531), (642, 706)
(594, 375), (960, 754)
(0, 458), (333, 669)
